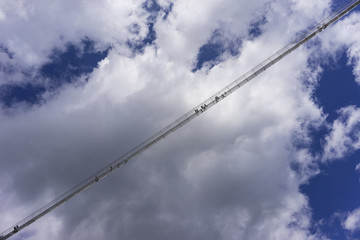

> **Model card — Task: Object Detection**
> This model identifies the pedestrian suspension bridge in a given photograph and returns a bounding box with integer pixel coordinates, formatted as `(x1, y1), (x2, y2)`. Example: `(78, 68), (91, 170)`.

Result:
(1, 0), (360, 239)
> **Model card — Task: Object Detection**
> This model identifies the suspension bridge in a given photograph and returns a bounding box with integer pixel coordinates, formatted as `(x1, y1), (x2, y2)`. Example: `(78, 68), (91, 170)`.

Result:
(1, 0), (360, 239)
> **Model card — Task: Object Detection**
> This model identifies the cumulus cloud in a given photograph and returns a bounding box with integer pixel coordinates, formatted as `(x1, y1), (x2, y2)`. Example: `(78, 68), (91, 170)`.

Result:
(356, 162), (360, 172)
(322, 106), (360, 161)
(0, 0), (150, 85)
(0, 0), (359, 240)
(344, 207), (360, 232)
(320, 11), (360, 84)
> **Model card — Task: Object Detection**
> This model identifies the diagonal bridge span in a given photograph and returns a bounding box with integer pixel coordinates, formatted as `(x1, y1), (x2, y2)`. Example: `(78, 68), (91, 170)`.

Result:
(1, 0), (360, 239)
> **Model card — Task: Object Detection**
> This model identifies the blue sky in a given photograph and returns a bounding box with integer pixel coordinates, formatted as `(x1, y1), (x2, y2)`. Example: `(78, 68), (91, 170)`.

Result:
(1, 0), (360, 240)
(301, 52), (360, 240)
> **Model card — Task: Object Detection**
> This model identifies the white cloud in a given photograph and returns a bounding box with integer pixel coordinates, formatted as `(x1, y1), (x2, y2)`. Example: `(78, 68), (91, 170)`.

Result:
(0, 1), (359, 240)
(0, 0), (149, 85)
(356, 162), (360, 172)
(155, 0), (265, 64)
(320, 12), (360, 84)
(322, 106), (360, 161)
(344, 207), (360, 232)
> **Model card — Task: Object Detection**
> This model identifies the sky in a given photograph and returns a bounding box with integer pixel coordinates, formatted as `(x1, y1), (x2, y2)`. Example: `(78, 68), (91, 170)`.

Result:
(0, 0), (360, 240)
